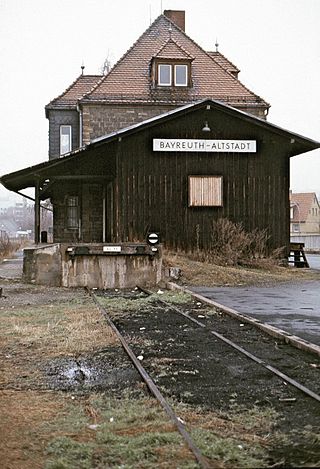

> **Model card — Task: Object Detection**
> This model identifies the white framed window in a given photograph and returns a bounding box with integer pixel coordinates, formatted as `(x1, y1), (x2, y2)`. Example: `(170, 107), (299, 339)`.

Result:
(157, 63), (189, 87)
(175, 64), (188, 86)
(189, 176), (223, 207)
(67, 196), (79, 229)
(158, 64), (171, 86)
(60, 125), (72, 155)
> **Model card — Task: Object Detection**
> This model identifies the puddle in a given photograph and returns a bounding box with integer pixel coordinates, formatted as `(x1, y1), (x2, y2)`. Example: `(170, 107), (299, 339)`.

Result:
(64, 364), (92, 381)
(44, 348), (141, 392)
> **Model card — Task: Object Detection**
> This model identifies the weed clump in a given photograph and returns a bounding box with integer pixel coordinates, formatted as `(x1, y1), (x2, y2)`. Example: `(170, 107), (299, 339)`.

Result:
(0, 235), (22, 261)
(192, 218), (284, 268)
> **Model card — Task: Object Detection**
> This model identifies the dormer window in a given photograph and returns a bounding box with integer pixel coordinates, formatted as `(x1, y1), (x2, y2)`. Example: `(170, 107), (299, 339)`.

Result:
(175, 64), (188, 86)
(158, 64), (171, 86)
(153, 37), (193, 89)
(156, 62), (190, 87)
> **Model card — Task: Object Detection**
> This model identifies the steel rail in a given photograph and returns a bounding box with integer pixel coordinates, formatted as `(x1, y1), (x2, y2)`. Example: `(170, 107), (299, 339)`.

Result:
(89, 290), (211, 469)
(138, 287), (320, 404)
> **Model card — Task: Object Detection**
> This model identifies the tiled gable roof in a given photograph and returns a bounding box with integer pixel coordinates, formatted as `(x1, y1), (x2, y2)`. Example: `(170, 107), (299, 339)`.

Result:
(45, 74), (102, 110)
(290, 192), (320, 222)
(81, 15), (269, 109)
(154, 37), (194, 60)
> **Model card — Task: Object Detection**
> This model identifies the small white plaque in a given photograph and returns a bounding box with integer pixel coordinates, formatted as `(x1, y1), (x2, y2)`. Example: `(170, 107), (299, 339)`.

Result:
(103, 246), (122, 253)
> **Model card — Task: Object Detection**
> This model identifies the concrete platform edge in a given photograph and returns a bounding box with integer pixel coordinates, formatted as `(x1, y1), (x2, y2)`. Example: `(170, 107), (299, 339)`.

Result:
(167, 282), (320, 358)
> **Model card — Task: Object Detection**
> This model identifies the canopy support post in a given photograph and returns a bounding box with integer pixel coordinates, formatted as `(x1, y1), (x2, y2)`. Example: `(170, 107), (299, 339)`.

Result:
(34, 182), (41, 244)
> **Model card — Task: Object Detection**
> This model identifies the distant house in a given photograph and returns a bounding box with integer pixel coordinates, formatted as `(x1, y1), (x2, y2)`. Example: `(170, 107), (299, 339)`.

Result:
(290, 192), (320, 235)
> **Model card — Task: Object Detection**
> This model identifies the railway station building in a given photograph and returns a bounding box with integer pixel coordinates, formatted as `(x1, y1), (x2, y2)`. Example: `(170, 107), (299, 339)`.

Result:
(1, 10), (319, 287)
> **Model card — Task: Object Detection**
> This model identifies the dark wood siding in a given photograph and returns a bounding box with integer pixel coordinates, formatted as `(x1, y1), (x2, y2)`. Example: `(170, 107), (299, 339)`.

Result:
(111, 107), (290, 252)
(49, 105), (293, 253)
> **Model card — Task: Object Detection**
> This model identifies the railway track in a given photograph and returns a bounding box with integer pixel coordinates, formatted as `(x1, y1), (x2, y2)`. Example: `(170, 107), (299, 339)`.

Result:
(90, 289), (210, 469)
(90, 286), (320, 468)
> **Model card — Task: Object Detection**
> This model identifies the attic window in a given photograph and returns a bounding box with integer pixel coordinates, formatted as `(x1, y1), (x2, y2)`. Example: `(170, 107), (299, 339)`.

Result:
(175, 65), (188, 86)
(157, 62), (190, 87)
(158, 64), (171, 86)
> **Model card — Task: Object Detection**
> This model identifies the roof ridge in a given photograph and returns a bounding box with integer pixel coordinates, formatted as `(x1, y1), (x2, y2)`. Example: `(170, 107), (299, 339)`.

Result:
(75, 74), (105, 102)
(161, 14), (268, 105)
(209, 50), (240, 72)
(46, 74), (103, 108)
(46, 74), (82, 108)
(81, 14), (165, 100)
(202, 49), (269, 106)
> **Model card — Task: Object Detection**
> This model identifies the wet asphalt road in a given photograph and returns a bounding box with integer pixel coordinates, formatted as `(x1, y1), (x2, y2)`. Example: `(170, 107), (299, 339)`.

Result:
(308, 253), (320, 270)
(192, 254), (320, 346)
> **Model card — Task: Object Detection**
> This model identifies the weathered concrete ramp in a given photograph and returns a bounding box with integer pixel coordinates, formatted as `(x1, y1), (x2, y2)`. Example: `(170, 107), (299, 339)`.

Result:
(23, 243), (162, 288)
(0, 251), (23, 279)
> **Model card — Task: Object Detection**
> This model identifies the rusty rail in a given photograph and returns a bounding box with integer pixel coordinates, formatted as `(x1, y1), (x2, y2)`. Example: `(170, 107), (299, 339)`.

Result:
(89, 289), (211, 469)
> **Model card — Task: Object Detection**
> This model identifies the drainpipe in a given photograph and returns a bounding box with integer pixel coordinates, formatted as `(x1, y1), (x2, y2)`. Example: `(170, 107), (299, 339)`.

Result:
(77, 103), (83, 148)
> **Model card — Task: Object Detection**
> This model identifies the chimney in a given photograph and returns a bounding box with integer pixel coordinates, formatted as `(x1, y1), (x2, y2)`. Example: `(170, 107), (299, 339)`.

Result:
(164, 10), (185, 32)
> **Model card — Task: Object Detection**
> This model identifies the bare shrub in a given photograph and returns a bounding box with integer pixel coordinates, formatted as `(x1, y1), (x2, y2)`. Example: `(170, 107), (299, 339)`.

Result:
(0, 235), (22, 261)
(210, 218), (249, 265)
(192, 218), (284, 267)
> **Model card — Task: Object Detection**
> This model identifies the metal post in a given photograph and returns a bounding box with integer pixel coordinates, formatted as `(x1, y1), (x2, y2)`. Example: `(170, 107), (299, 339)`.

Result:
(34, 182), (40, 244)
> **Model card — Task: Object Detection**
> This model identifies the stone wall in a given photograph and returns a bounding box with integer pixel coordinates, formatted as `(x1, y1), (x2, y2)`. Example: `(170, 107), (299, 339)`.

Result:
(82, 104), (175, 144)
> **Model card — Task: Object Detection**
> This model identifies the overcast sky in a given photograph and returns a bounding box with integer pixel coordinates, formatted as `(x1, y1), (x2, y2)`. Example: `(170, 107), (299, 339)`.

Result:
(1, 0), (319, 202)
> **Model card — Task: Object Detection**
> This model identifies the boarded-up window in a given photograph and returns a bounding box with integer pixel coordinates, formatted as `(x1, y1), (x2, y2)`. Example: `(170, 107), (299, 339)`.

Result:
(189, 176), (223, 207)
(67, 196), (79, 229)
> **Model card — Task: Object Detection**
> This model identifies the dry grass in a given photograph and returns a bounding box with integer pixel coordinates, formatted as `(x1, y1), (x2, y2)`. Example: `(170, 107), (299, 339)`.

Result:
(0, 301), (119, 390)
(163, 218), (320, 287)
(1, 303), (118, 356)
(163, 250), (319, 287)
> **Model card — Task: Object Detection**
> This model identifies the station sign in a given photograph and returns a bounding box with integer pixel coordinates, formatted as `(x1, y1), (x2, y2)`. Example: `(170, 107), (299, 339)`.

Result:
(153, 139), (256, 153)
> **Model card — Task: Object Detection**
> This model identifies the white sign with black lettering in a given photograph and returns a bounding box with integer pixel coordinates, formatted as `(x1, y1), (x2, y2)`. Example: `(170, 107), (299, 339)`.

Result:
(153, 139), (256, 153)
